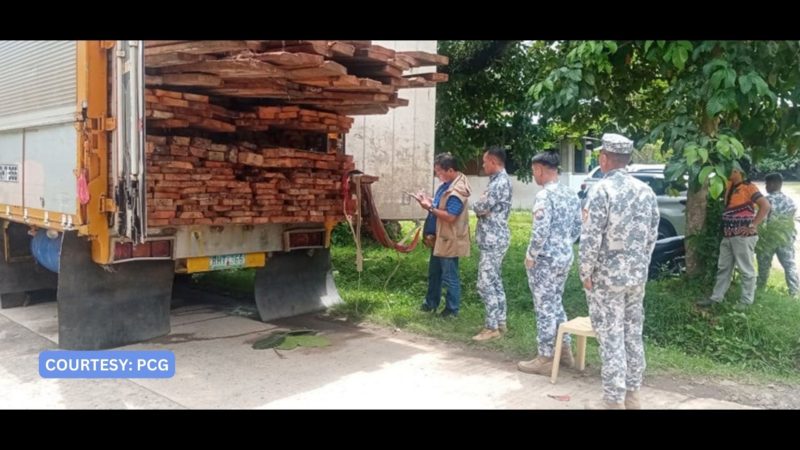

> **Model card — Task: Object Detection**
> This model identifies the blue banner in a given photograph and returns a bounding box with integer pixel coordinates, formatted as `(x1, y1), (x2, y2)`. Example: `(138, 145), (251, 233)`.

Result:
(39, 350), (175, 378)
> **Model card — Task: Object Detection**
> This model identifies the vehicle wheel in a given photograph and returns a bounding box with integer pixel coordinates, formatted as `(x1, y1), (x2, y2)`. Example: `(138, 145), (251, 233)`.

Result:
(658, 219), (676, 240)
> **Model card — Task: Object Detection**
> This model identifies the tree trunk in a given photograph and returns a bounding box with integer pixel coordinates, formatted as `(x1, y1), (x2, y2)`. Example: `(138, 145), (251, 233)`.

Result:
(685, 182), (709, 277)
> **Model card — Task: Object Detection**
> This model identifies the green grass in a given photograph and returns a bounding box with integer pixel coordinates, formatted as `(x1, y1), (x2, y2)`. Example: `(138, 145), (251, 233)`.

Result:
(192, 211), (800, 384)
(329, 211), (800, 384)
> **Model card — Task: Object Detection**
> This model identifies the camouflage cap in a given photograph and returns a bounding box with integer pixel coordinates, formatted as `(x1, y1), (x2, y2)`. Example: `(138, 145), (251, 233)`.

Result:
(600, 133), (634, 154)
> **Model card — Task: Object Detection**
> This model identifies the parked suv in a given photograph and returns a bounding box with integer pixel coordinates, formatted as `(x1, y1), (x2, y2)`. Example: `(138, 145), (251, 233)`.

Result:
(578, 164), (686, 239)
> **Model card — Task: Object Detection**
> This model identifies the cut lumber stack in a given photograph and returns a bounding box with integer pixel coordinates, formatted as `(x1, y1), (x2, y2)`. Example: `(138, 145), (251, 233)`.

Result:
(144, 40), (448, 116)
(145, 134), (353, 227)
(140, 40), (447, 228)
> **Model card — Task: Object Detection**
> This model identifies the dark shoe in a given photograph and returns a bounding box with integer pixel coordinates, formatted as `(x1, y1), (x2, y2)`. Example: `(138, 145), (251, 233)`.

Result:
(419, 304), (436, 312)
(696, 298), (720, 308)
(439, 309), (457, 318)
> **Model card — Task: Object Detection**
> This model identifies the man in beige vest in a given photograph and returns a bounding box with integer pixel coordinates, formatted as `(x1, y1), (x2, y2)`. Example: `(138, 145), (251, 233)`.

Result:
(416, 153), (472, 317)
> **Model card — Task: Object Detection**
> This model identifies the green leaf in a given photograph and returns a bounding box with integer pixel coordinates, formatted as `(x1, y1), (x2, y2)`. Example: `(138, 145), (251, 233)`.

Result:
(567, 69), (582, 82)
(698, 165), (714, 184)
(739, 74), (753, 94)
(544, 78), (554, 91)
(706, 96), (725, 116)
(710, 69), (726, 89)
(672, 47), (688, 70)
(724, 69), (737, 88)
(664, 161), (687, 183)
(685, 146), (699, 166)
(530, 82), (543, 98)
(715, 163), (728, 180)
(583, 72), (595, 86)
(605, 41), (618, 53)
(753, 76), (770, 95)
(698, 147), (709, 163)
(709, 175), (725, 199)
(644, 40), (653, 55)
(276, 334), (330, 350)
(252, 333), (287, 350)
(715, 138), (731, 158)
(729, 136), (745, 157)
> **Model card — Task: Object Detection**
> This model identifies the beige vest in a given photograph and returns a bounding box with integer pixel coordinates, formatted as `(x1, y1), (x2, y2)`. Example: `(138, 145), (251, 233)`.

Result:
(434, 174), (471, 258)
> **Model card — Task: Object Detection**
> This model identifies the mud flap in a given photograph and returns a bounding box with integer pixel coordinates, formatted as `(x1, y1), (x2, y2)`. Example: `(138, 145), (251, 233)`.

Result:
(254, 248), (342, 322)
(0, 221), (58, 309)
(57, 232), (174, 349)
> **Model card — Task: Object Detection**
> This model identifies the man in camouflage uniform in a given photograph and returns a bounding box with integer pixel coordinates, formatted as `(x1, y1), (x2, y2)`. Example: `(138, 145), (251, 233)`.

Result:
(757, 172), (799, 295)
(580, 133), (660, 409)
(472, 146), (513, 341)
(517, 150), (581, 375)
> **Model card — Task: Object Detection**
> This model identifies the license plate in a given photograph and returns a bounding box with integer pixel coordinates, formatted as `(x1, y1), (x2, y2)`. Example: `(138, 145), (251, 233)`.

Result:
(209, 253), (246, 270)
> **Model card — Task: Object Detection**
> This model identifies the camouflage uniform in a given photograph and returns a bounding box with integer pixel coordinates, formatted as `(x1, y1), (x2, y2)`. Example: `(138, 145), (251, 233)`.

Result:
(527, 181), (582, 357)
(473, 169), (513, 330)
(757, 191), (799, 294)
(579, 134), (660, 405)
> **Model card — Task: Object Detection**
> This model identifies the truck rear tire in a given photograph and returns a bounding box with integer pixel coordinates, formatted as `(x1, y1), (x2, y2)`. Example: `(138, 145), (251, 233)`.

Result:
(0, 221), (58, 309)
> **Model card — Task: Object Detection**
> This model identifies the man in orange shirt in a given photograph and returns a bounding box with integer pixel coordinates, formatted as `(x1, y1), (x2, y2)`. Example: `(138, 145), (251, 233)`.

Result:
(697, 158), (770, 310)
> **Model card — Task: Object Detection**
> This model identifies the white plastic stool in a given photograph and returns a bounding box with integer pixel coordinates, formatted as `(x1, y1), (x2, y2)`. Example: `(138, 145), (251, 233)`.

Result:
(551, 316), (596, 384)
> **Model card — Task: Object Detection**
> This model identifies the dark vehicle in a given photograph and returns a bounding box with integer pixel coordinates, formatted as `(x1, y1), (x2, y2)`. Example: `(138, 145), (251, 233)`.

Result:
(648, 235), (685, 280)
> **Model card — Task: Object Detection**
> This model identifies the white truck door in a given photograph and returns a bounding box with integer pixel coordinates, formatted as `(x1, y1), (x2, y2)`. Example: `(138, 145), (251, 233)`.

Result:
(113, 40), (146, 243)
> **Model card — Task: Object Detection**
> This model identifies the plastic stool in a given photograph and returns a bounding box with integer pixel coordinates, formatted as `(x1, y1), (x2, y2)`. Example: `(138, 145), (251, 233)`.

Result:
(551, 316), (596, 384)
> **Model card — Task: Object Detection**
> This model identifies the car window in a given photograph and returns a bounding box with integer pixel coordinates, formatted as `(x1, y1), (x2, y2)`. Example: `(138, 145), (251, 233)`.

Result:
(633, 175), (666, 195)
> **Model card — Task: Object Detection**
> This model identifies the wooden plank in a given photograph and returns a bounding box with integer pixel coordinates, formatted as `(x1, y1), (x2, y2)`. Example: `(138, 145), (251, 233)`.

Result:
(395, 51), (449, 66)
(144, 40), (250, 56)
(148, 119), (190, 128)
(145, 74), (163, 85)
(294, 75), (361, 88)
(146, 52), (207, 68)
(145, 41), (190, 48)
(393, 53), (420, 67)
(252, 51), (324, 68)
(372, 76), (410, 88)
(287, 61), (348, 79)
(338, 41), (372, 48)
(359, 45), (395, 59)
(403, 77), (436, 88)
(328, 41), (356, 57)
(406, 72), (448, 82)
(157, 59), (288, 78)
(161, 73), (222, 87)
